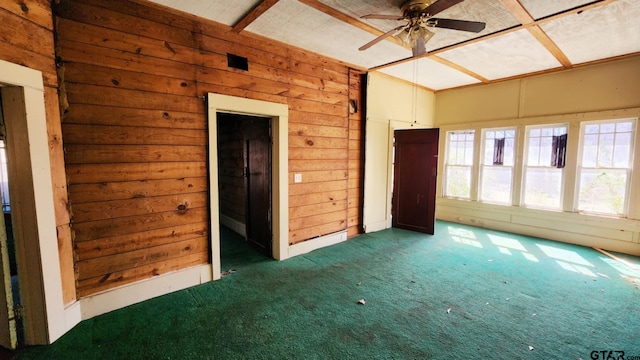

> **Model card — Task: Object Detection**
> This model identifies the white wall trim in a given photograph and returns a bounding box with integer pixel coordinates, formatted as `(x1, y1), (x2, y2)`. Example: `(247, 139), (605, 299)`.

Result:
(220, 214), (246, 237)
(289, 230), (348, 258)
(437, 198), (640, 256)
(79, 264), (212, 320)
(63, 301), (81, 335)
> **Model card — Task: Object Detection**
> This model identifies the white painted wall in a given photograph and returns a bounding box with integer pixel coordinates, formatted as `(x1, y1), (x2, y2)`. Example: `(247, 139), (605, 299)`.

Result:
(363, 72), (436, 233)
(434, 55), (640, 255)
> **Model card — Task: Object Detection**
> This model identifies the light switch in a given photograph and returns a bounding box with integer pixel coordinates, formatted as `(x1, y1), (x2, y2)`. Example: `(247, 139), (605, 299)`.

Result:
(294, 173), (302, 183)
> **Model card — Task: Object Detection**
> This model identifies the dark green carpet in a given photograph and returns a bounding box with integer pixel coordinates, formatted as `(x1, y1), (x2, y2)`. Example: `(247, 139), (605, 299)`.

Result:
(14, 221), (640, 359)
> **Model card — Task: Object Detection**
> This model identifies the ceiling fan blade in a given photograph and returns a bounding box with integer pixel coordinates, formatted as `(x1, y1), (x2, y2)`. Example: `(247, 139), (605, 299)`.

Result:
(431, 18), (486, 32)
(359, 25), (406, 51)
(424, 0), (464, 17)
(361, 14), (404, 20)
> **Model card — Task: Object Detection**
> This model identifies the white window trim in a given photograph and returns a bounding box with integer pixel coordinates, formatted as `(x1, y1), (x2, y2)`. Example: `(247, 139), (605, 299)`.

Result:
(443, 130), (475, 200)
(521, 123), (569, 211)
(478, 127), (517, 205)
(574, 118), (637, 217)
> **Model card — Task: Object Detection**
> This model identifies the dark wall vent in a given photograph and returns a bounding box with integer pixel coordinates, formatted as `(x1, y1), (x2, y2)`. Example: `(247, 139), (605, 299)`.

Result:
(227, 53), (248, 71)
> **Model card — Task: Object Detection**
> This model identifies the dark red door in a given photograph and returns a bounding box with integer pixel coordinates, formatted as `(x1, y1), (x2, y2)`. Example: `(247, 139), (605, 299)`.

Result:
(245, 118), (272, 256)
(392, 128), (439, 234)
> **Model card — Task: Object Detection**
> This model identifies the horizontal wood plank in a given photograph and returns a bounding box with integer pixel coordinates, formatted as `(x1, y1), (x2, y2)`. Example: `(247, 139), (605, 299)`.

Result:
(76, 236), (207, 280)
(57, 39), (195, 80)
(290, 199), (348, 219)
(289, 190), (348, 208)
(72, 207), (208, 242)
(62, 124), (206, 146)
(289, 209), (347, 232)
(72, 192), (207, 223)
(289, 159), (348, 172)
(64, 83), (203, 113)
(4, 0), (53, 29)
(0, 7), (54, 58)
(288, 170), (347, 184)
(66, 162), (207, 184)
(62, 103), (204, 129)
(289, 180), (348, 196)
(75, 222), (208, 260)
(54, 1), (196, 47)
(76, 252), (208, 297)
(68, 177), (207, 204)
(64, 62), (196, 96)
(289, 220), (347, 245)
(64, 144), (206, 164)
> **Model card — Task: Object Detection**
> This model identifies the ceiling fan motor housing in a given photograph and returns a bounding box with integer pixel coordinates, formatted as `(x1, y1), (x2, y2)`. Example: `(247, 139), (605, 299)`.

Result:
(401, 0), (433, 18)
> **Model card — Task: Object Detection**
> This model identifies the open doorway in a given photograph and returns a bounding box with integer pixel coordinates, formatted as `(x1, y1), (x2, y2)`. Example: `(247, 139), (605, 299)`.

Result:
(207, 93), (289, 281)
(217, 113), (273, 260)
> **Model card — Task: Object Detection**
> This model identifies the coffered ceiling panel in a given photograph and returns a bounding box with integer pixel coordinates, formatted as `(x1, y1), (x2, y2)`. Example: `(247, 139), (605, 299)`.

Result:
(518, 0), (594, 20)
(540, 0), (640, 64)
(246, 0), (411, 69)
(378, 57), (481, 90)
(437, 28), (562, 80)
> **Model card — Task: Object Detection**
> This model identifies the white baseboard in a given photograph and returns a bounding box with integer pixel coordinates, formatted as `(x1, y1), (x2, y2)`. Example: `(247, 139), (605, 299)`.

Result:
(364, 220), (389, 233)
(288, 230), (348, 258)
(78, 264), (213, 320)
(220, 213), (246, 237)
(58, 300), (81, 343)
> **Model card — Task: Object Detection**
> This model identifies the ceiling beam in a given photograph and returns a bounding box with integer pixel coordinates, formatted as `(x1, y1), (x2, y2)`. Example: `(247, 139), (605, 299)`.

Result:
(232, 0), (280, 33)
(429, 55), (489, 83)
(297, 0), (406, 48)
(496, 0), (571, 68)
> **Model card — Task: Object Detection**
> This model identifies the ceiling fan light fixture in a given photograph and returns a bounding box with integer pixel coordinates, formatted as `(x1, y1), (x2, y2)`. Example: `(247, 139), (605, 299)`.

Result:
(393, 21), (435, 49)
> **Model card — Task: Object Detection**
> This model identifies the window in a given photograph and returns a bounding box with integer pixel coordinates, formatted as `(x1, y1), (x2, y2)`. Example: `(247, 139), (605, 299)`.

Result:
(577, 119), (636, 216)
(444, 130), (474, 199)
(480, 128), (515, 204)
(522, 125), (568, 210)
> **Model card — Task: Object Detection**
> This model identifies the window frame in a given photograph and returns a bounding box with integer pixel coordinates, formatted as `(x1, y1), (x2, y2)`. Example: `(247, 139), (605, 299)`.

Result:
(521, 123), (569, 211)
(575, 118), (637, 217)
(443, 130), (475, 199)
(478, 127), (517, 205)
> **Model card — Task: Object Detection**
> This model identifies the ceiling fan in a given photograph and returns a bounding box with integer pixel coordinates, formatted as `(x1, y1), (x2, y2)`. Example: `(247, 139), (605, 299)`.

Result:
(359, 0), (486, 56)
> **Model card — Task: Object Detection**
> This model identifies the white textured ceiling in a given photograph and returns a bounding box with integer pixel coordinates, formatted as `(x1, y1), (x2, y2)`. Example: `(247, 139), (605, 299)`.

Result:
(148, 0), (640, 91)
(438, 29), (562, 80)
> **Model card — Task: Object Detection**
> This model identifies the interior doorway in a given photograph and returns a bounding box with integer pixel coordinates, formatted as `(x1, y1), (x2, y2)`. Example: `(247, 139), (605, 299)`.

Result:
(217, 113), (273, 257)
(207, 93), (289, 281)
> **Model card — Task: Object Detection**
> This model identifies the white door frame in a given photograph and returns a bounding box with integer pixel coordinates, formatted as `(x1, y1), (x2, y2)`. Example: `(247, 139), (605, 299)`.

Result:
(0, 59), (69, 344)
(207, 94), (289, 277)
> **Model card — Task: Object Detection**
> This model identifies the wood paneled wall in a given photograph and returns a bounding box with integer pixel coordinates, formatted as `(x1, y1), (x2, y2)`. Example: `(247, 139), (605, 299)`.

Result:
(0, 0), (76, 304)
(55, 0), (365, 296)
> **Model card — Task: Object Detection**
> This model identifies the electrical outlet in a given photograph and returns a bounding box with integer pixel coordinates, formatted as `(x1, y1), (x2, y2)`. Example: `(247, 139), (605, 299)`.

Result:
(294, 173), (302, 183)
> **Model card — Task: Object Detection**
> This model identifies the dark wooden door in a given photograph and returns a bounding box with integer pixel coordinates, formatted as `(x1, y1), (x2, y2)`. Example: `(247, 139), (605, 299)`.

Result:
(392, 128), (439, 234)
(245, 118), (272, 256)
